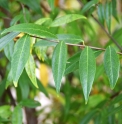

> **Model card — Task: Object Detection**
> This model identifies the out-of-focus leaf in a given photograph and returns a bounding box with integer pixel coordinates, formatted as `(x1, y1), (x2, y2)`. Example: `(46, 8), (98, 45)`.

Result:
(104, 46), (120, 89)
(25, 55), (38, 88)
(19, 0), (41, 14)
(34, 40), (56, 47)
(37, 79), (49, 97)
(4, 40), (14, 61)
(11, 35), (31, 87)
(81, 0), (98, 14)
(12, 105), (22, 124)
(19, 99), (41, 108)
(0, 105), (11, 119)
(97, 4), (105, 25)
(10, 15), (22, 26)
(108, 104), (122, 116)
(57, 34), (84, 44)
(0, 32), (19, 51)
(35, 18), (52, 25)
(52, 41), (67, 93)
(18, 70), (30, 100)
(50, 14), (86, 27)
(0, 79), (6, 98)
(112, 0), (119, 22)
(80, 110), (98, 124)
(105, 2), (112, 33)
(0, 0), (9, 11)
(79, 47), (96, 103)
(48, 0), (55, 10)
(35, 46), (47, 61)
(2, 23), (57, 39)
(111, 94), (122, 105)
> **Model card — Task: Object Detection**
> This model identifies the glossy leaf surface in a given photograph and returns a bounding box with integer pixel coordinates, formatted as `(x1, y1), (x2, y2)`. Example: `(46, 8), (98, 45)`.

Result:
(104, 46), (120, 89)
(11, 35), (31, 86)
(2, 23), (57, 39)
(51, 14), (86, 27)
(52, 41), (67, 93)
(25, 55), (38, 88)
(79, 47), (96, 103)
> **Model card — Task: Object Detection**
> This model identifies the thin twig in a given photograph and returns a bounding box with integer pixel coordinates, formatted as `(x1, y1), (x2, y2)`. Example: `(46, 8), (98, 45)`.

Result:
(30, 35), (122, 55)
(91, 14), (122, 51)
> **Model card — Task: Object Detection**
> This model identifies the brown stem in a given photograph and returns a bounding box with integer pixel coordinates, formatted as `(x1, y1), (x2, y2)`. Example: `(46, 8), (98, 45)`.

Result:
(30, 35), (122, 55)
(91, 14), (122, 51)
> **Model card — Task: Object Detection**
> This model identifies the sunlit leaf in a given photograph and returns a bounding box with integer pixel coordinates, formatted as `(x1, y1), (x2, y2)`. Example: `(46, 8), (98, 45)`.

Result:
(35, 18), (52, 25)
(79, 47), (96, 103)
(52, 41), (67, 93)
(50, 14), (86, 27)
(12, 105), (22, 124)
(25, 54), (38, 88)
(2, 23), (57, 39)
(104, 46), (120, 89)
(11, 35), (31, 87)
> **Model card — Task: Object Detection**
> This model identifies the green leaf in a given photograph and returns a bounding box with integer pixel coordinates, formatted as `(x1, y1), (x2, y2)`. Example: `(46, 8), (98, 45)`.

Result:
(35, 18), (52, 25)
(80, 110), (98, 124)
(57, 34), (84, 44)
(11, 35), (31, 87)
(35, 46), (47, 61)
(25, 55), (38, 88)
(2, 23), (57, 39)
(19, 99), (41, 108)
(79, 47), (96, 103)
(52, 41), (67, 93)
(37, 79), (49, 97)
(112, 0), (119, 22)
(0, 105), (11, 119)
(81, 0), (98, 14)
(4, 40), (14, 61)
(105, 2), (112, 33)
(10, 15), (22, 26)
(104, 46), (120, 89)
(0, 0), (9, 11)
(19, 0), (42, 14)
(50, 14), (86, 27)
(48, 0), (55, 10)
(0, 32), (19, 51)
(97, 4), (105, 25)
(0, 79), (6, 98)
(12, 105), (22, 124)
(34, 40), (57, 47)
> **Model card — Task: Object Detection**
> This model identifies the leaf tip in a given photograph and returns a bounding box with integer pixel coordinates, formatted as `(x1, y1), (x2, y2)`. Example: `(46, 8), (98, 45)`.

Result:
(13, 82), (18, 87)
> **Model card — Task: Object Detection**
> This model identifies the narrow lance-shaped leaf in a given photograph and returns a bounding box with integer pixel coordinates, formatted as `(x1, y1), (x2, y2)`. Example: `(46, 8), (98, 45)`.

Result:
(50, 14), (86, 27)
(11, 35), (31, 87)
(2, 23), (57, 39)
(105, 2), (112, 33)
(0, 32), (19, 51)
(79, 47), (96, 104)
(104, 46), (120, 89)
(25, 54), (38, 88)
(4, 40), (14, 61)
(12, 105), (22, 124)
(35, 18), (52, 25)
(52, 41), (67, 93)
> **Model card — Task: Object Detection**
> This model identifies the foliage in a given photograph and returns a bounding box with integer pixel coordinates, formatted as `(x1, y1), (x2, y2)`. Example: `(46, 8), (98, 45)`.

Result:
(0, 0), (122, 123)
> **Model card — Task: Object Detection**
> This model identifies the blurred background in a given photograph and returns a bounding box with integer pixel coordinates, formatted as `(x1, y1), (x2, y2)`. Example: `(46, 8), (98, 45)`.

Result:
(0, 0), (122, 124)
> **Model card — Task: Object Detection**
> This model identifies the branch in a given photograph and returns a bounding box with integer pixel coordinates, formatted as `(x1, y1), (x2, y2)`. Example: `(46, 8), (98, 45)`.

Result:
(30, 35), (122, 55)
(91, 14), (122, 51)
